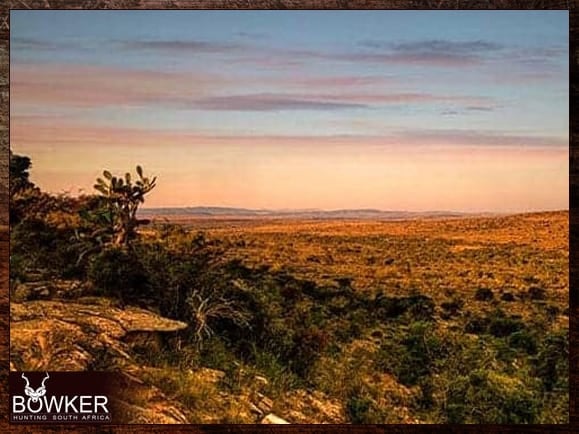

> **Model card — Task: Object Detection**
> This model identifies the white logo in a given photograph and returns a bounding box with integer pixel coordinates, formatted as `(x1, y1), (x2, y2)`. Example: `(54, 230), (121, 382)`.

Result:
(21, 372), (49, 403)
(12, 372), (111, 422)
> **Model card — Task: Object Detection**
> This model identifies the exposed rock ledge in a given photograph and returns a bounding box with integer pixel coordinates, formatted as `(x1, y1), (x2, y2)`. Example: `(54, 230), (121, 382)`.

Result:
(10, 297), (189, 423)
(10, 298), (187, 370)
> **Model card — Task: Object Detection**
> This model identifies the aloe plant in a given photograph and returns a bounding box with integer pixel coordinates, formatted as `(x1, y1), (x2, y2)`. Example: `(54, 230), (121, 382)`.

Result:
(93, 165), (156, 246)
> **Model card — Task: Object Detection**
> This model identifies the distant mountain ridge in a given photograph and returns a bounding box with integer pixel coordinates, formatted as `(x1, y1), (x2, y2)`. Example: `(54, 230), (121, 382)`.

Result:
(138, 206), (475, 220)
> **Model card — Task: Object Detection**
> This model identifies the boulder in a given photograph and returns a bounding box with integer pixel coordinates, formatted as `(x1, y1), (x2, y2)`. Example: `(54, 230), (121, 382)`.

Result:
(261, 413), (290, 424)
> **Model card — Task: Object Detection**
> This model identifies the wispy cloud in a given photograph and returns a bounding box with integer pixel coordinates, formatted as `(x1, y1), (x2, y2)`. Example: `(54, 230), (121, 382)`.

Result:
(11, 37), (71, 50)
(11, 62), (495, 112)
(464, 106), (495, 112)
(10, 63), (228, 109)
(289, 75), (396, 88)
(348, 39), (504, 67)
(393, 129), (567, 148)
(194, 94), (367, 111)
(118, 39), (245, 53)
(235, 31), (268, 40)
(440, 105), (498, 116)
(190, 92), (493, 112)
(441, 109), (460, 116)
(113, 36), (565, 75)
(11, 115), (567, 151)
(117, 37), (503, 68)
(507, 46), (567, 65)
(386, 39), (502, 54)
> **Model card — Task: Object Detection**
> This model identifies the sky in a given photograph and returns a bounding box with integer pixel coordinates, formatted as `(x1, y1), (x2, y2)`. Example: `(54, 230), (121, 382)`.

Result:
(10, 11), (569, 212)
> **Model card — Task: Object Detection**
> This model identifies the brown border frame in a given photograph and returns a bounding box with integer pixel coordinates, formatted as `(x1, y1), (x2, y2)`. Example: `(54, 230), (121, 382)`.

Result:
(0, 1), (574, 432)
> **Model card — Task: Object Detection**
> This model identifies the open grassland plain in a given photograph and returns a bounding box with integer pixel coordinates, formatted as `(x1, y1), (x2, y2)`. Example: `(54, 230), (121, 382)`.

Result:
(154, 211), (568, 324)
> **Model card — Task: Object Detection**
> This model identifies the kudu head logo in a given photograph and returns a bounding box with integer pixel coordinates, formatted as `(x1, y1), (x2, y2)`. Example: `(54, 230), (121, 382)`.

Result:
(21, 373), (49, 402)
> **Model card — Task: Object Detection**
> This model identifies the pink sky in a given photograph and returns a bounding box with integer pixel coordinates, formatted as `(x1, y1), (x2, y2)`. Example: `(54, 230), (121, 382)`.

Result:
(10, 11), (568, 212)
(11, 115), (568, 212)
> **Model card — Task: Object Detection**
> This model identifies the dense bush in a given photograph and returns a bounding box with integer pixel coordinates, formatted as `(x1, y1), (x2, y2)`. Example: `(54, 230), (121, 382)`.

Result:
(289, 326), (331, 378)
(464, 309), (525, 338)
(10, 218), (84, 279)
(372, 293), (435, 321)
(534, 329), (568, 392)
(501, 292), (516, 302)
(508, 330), (538, 355)
(487, 310), (524, 338)
(444, 369), (540, 423)
(474, 287), (494, 301)
(527, 286), (547, 301)
(346, 394), (376, 424)
(87, 247), (149, 302)
(375, 321), (443, 387)
(440, 299), (462, 318)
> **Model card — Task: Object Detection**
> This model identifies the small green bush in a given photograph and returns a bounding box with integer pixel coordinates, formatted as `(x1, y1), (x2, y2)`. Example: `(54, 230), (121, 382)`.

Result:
(488, 310), (524, 338)
(475, 287), (494, 301)
(500, 292), (515, 302)
(528, 286), (547, 301)
(87, 247), (148, 302)
(534, 330), (568, 392)
(464, 315), (490, 334)
(509, 330), (538, 355)
(440, 299), (462, 316)
(346, 394), (372, 423)
(444, 369), (540, 423)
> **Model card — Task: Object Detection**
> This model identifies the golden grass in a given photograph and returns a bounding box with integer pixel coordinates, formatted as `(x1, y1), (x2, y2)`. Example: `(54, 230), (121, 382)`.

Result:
(154, 211), (568, 323)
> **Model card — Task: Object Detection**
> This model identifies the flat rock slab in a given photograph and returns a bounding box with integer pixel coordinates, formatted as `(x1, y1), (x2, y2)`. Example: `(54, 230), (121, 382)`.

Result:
(10, 298), (187, 371)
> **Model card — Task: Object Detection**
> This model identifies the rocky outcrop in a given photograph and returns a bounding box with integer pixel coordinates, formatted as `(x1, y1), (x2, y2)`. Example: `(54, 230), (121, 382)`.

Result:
(10, 297), (189, 423)
(278, 389), (346, 424)
(11, 279), (85, 301)
(10, 298), (187, 370)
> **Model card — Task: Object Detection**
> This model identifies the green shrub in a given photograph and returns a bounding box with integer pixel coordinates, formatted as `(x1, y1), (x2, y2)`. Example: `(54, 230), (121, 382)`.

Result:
(464, 315), (490, 334)
(440, 299), (462, 318)
(249, 345), (302, 395)
(373, 293), (434, 321)
(475, 287), (494, 301)
(508, 330), (538, 355)
(11, 218), (86, 279)
(87, 247), (148, 302)
(198, 337), (236, 372)
(527, 286), (547, 301)
(465, 310), (524, 338)
(444, 369), (540, 423)
(500, 292), (515, 302)
(487, 310), (524, 338)
(9, 253), (27, 284)
(346, 394), (372, 423)
(375, 321), (442, 387)
(534, 330), (568, 392)
(405, 295), (435, 321)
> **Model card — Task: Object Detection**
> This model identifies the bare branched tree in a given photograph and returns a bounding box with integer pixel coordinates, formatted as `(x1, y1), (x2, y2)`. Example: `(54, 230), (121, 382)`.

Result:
(187, 289), (251, 347)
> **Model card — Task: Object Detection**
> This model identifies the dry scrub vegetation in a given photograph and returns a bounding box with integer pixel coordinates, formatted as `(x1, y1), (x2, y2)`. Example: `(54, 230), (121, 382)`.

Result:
(10, 153), (568, 423)
(177, 212), (568, 321)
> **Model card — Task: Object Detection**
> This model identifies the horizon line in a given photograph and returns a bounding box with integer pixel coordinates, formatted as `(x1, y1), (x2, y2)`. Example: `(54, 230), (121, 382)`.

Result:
(138, 205), (569, 214)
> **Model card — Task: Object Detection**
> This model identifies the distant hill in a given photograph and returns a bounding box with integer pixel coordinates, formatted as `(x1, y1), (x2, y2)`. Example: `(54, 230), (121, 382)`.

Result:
(138, 206), (475, 220)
